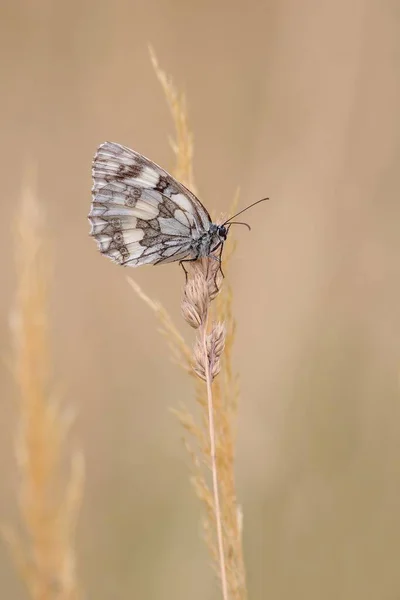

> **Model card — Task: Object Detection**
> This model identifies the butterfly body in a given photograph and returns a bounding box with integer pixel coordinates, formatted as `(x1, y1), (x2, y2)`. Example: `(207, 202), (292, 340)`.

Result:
(190, 223), (227, 260)
(89, 141), (266, 271)
(89, 141), (228, 268)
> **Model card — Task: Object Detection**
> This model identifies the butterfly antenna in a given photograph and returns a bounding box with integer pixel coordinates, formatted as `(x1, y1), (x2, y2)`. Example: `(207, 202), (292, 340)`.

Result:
(223, 197), (269, 225)
(226, 221), (252, 231)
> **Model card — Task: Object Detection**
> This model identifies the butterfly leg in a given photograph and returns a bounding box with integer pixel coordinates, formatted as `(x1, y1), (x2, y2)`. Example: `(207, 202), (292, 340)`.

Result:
(179, 260), (190, 283)
(207, 244), (225, 276)
(214, 244), (225, 288)
(200, 245), (225, 294)
(179, 244), (225, 293)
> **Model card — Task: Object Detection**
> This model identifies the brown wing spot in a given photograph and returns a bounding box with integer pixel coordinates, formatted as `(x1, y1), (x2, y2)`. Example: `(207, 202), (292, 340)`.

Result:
(136, 218), (160, 245)
(158, 197), (176, 218)
(117, 163), (143, 180)
(120, 246), (129, 258)
(125, 188), (141, 207)
(110, 217), (122, 229)
(155, 176), (169, 192)
(104, 163), (143, 184)
(146, 218), (161, 231)
(114, 232), (124, 244)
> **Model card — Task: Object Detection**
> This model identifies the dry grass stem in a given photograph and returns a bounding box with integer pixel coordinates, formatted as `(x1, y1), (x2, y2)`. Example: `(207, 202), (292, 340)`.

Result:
(127, 49), (248, 599)
(3, 173), (84, 600)
(185, 260), (229, 600)
(199, 281), (228, 600)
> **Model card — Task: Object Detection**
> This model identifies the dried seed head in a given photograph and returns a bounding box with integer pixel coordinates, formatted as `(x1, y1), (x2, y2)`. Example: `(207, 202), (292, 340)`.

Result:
(196, 355), (221, 381)
(181, 300), (202, 329)
(189, 256), (223, 301)
(181, 273), (209, 328)
(193, 337), (207, 381)
(210, 360), (221, 380)
(206, 322), (225, 380)
(192, 322), (226, 382)
(193, 360), (221, 381)
(193, 365), (207, 381)
(208, 322), (226, 361)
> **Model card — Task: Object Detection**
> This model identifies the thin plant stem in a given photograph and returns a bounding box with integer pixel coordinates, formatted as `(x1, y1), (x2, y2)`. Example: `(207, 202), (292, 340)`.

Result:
(201, 311), (229, 600)
(147, 47), (246, 598)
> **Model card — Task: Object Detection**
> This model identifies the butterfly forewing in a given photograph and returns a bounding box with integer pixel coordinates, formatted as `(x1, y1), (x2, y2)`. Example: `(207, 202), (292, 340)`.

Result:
(89, 141), (212, 267)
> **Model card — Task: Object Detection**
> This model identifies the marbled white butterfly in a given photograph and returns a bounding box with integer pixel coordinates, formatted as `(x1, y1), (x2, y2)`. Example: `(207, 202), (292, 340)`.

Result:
(89, 141), (266, 270)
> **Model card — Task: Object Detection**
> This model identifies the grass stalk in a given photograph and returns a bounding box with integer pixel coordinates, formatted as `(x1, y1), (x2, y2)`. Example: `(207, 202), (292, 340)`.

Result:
(3, 170), (84, 600)
(201, 308), (229, 600)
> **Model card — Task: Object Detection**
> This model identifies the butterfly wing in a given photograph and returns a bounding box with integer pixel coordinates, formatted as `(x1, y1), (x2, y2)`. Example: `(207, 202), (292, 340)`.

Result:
(89, 141), (211, 266)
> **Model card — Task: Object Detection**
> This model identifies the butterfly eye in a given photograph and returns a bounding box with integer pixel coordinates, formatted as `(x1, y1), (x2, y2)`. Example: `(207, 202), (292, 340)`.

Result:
(218, 225), (228, 240)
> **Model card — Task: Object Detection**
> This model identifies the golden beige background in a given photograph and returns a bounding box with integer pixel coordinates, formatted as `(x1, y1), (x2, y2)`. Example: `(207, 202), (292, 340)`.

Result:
(1, 0), (400, 598)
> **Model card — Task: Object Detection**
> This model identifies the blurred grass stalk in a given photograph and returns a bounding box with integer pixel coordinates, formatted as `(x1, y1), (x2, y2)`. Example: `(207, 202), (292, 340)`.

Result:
(128, 48), (247, 600)
(3, 171), (84, 600)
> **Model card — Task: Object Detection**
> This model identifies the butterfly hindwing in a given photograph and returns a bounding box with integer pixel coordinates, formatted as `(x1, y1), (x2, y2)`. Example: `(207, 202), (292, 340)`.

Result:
(89, 141), (212, 266)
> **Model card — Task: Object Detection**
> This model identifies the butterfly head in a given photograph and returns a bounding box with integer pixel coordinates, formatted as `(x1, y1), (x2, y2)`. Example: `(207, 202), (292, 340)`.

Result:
(217, 224), (228, 241)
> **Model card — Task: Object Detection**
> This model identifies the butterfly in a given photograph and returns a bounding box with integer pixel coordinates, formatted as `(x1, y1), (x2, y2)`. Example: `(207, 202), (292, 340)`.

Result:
(89, 141), (266, 272)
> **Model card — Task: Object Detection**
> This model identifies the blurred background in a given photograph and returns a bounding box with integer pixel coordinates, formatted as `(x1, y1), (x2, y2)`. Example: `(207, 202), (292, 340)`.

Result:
(1, 0), (400, 598)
